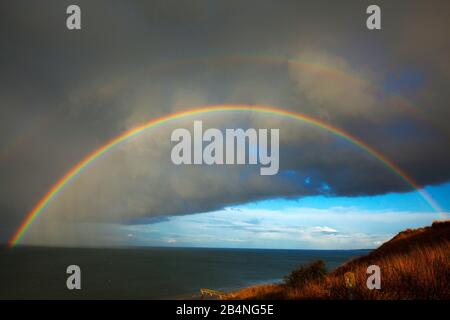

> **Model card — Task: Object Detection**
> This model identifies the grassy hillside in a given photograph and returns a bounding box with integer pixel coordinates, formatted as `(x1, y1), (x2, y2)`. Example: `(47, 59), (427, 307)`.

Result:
(228, 221), (450, 300)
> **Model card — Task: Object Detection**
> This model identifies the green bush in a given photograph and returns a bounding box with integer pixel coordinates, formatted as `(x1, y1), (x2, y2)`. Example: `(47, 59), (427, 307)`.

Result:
(284, 260), (327, 287)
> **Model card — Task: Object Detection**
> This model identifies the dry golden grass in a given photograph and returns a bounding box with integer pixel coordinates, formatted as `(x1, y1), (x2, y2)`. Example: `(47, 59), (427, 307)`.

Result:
(228, 221), (450, 300)
(226, 284), (284, 300)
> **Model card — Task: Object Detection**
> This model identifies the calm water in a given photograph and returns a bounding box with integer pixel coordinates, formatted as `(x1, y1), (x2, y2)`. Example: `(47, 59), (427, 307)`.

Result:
(0, 246), (369, 299)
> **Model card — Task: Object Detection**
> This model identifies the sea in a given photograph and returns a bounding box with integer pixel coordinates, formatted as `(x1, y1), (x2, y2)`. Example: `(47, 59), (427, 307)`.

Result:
(0, 246), (369, 299)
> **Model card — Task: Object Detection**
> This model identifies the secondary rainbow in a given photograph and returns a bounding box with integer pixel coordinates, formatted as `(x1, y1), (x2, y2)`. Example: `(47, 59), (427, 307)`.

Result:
(8, 105), (443, 247)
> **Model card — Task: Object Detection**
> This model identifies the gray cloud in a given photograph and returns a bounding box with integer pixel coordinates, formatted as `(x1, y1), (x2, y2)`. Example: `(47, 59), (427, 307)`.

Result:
(1, 0), (449, 244)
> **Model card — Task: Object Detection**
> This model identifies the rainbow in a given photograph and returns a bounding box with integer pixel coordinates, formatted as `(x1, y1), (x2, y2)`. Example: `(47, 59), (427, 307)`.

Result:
(80, 54), (441, 130)
(8, 105), (443, 248)
(2, 54), (446, 168)
(140, 54), (442, 130)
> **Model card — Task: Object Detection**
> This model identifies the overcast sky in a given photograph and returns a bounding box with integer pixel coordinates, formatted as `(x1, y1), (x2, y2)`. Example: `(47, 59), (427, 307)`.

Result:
(1, 0), (449, 248)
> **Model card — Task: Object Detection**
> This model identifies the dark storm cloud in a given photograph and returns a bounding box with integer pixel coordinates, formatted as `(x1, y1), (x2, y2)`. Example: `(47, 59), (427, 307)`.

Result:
(1, 0), (450, 243)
